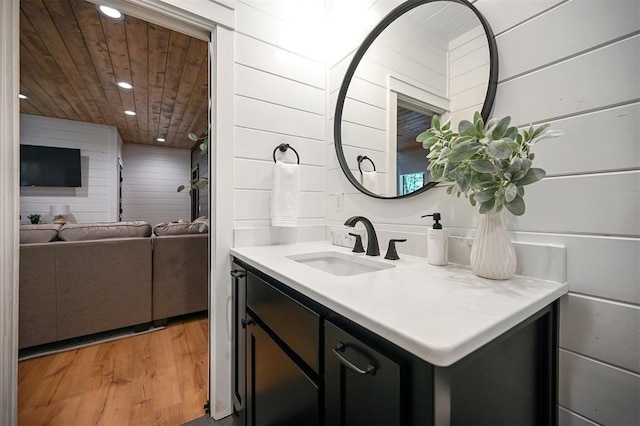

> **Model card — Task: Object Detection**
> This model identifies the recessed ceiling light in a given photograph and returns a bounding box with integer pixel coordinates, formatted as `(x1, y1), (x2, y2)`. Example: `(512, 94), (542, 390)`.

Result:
(98, 5), (122, 19)
(117, 81), (133, 89)
(157, 137), (166, 142)
(124, 110), (136, 116)
(18, 93), (27, 99)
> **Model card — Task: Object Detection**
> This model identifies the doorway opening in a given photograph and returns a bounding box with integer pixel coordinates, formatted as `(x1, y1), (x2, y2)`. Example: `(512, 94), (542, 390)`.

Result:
(16, 0), (212, 423)
(395, 96), (442, 196)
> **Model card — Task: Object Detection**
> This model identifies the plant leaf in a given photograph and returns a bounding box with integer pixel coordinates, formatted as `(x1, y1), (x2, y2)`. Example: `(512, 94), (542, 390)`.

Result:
(479, 198), (495, 214)
(188, 132), (199, 142)
(516, 167), (546, 186)
(447, 144), (482, 162)
(491, 116), (511, 139)
(504, 126), (518, 141)
(177, 185), (186, 192)
(473, 111), (482, 125)
(458, 120), (481, 137)
(430, 164), (444, 181)
(475, 187), (497, 203)
(422, 136), (439, 149)
(487, 139), (513, 159)
(416, 131), (434, 143)
(470, 159), (497, 174)
(456, 171), (471, 193)
(432, 115), (441, 130)
(531, 123), (551, 140)
(505, 194), (526, 216)
(504, 183), (517, 202)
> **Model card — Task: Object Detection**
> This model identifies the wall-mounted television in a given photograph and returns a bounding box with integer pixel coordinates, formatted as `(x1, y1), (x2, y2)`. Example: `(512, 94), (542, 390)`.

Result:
(20, 144), (82, 187)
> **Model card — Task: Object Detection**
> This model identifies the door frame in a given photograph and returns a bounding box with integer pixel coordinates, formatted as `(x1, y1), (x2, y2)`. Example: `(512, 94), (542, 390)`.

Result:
(0, 0), (235, 422)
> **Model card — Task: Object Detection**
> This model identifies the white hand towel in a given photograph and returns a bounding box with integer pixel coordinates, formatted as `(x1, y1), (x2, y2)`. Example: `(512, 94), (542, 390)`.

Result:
(361, 171), (380, 194)
(271, 160), (300, 227)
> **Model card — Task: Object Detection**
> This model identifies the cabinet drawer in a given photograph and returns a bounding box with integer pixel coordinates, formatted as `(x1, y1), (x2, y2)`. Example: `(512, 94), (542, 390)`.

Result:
(247, 271), (320, 373)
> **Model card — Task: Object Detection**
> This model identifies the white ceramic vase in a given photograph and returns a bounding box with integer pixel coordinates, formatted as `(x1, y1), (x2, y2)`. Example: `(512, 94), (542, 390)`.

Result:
(470, 210), (517, 280)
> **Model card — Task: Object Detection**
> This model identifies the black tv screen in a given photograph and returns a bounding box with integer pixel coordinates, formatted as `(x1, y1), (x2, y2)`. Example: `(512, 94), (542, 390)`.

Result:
(20, 145), (82, 187)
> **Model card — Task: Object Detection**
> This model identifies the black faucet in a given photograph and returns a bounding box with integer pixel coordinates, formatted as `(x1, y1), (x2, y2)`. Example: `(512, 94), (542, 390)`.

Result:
(344, 216), (380, 256)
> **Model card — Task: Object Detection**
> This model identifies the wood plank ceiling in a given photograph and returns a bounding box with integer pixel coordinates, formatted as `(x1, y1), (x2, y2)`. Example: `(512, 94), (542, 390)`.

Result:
(19, 0), (209, 149)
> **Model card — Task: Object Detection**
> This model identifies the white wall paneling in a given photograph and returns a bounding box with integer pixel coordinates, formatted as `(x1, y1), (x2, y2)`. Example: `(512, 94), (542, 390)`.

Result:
(495, 0), (640, 82)
(558, 407), (600, 426)
(233, 0), (326, 247)
(476, 0), (566, 36)
(234, 159), (325, 192)
(559, 350), (640, 426)
(235, 0), (325, 63)
(19, 114), (119, 223)
(234, 127), (326, 167)
(533, 103), (639, 176)
(120, 143), (191, 226)
(234, 34), (324, 89)
(510, 171), (639, 236)
(234, 64), (325, 115)
(234, 96), (325, 140)
(493, 35), (639, 126)
(508, 232), (639, 305)
(560, 294), (640, 373)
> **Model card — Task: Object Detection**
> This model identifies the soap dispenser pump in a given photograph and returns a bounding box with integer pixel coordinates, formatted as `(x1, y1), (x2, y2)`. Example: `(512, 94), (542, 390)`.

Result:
(421, 213), (448, 266)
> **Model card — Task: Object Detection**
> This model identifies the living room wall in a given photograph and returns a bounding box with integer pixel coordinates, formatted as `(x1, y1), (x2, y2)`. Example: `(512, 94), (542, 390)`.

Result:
(120, 143), (191, 226)
(19, 114), (119, 223)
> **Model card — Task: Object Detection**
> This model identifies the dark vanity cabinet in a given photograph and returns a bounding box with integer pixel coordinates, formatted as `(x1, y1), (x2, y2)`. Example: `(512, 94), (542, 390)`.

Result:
(244, 269), (321, 425)
(324, 320), (405, 426)
(245, 312), (320, 425)
(232, 258), (557, 426)
(231, 263), (247, 424)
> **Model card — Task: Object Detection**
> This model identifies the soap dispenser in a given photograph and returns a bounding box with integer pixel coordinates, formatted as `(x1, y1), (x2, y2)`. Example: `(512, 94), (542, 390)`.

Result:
(421, 213), (448, 266)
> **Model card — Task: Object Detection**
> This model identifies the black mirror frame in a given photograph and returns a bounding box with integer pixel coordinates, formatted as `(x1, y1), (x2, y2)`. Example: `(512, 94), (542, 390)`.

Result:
(333, 0), (499, 200)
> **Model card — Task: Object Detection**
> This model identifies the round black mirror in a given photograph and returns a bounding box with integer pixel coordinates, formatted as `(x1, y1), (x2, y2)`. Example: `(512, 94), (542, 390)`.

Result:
(334, 0), (498, 199)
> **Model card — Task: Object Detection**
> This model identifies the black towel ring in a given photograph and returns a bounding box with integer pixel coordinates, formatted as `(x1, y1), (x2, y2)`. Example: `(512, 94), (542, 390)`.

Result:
(357, 155), (376, 173)
(272, 143), (300, 164)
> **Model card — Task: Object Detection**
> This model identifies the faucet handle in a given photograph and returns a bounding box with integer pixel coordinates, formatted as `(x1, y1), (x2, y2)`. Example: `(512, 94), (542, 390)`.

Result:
(349, 233), (365, 253)
(384, 239), (407, 260)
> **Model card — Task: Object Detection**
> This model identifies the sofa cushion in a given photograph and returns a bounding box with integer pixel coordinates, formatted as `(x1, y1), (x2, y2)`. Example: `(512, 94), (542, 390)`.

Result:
(58, 221), (152, 241)
(20, 224), (62, 244)
(153, 219), (208, 236)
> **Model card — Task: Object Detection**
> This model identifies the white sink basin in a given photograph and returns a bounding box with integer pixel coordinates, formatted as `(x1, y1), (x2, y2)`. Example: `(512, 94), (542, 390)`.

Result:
(286, 251), (394, 276)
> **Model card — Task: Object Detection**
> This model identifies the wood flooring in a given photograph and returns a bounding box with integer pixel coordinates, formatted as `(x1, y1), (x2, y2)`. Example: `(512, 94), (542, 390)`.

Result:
(18, 315), (208, 426)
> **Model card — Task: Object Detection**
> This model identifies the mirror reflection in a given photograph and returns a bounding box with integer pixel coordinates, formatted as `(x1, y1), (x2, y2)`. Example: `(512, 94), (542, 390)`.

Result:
(337, 0), (495, 198)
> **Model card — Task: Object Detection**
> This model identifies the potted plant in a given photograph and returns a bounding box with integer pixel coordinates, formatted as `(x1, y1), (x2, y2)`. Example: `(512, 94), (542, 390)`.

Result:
(28, 213), (41, 224)
(417, 112), (561, 279)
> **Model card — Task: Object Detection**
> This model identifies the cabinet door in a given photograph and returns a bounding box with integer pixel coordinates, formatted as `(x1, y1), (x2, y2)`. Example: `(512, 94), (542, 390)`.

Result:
(246, 314), (319, 426)
(325, 321), (405, 426)
(231, 263), (247, 422)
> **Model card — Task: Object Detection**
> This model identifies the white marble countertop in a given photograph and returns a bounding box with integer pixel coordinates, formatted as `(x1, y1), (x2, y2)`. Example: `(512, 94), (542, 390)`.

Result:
(230, 241), (567, 367)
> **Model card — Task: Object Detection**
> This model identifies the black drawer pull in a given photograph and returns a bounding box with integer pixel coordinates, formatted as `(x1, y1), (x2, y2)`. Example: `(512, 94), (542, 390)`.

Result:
(241, 319), (253, 328)
(332, 342), (377, 376)
(231, 270), (246, 278)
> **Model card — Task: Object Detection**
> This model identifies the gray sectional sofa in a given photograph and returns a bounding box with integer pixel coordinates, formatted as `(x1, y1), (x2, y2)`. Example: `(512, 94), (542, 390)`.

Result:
(19, 221), (208, 349)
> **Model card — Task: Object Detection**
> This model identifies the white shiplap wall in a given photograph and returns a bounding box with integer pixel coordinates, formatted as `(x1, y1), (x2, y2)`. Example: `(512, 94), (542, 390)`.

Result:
(327, 1), (640, 424)
(120, 143), (191, 226)
(232, 0), (327, 247)
(19, 114), (119, 223)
